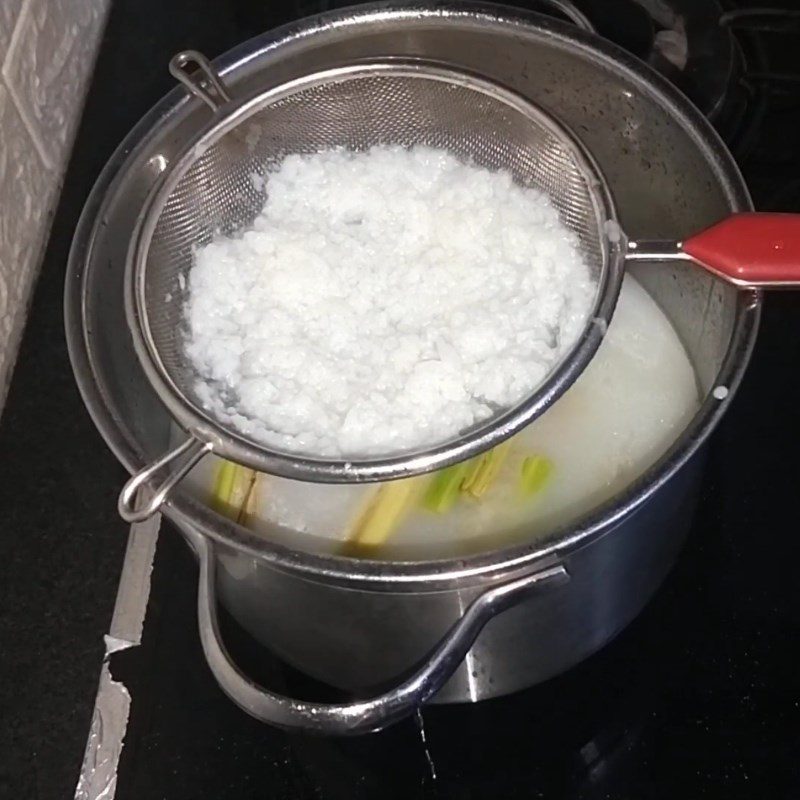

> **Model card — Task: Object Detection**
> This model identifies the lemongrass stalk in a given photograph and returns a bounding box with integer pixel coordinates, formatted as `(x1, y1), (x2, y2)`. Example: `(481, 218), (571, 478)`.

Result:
(461, 442), (512, 500)
(211, 459), (259, 522)
(343, 477), (425, 554)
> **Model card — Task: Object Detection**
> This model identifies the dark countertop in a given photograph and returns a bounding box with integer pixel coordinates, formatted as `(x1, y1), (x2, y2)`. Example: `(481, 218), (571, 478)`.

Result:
(0, 1), (317, 796)
(1, 0), (800, 798)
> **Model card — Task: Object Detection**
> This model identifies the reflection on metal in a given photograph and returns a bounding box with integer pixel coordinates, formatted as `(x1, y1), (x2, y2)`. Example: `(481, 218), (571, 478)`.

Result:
(74, 666), (130, 800)
(74, 497), (160, 800)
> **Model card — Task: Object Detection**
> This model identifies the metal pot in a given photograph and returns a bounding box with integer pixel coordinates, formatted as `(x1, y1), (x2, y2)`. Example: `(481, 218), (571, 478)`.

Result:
(65, 2), (759, 734)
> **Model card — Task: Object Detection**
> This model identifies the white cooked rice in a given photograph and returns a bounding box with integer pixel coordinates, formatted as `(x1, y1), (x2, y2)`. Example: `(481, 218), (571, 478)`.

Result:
(185, 145), (595, 457)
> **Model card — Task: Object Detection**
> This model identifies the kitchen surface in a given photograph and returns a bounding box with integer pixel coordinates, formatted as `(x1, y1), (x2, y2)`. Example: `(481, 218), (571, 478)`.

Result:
(1, 0), (800, 798)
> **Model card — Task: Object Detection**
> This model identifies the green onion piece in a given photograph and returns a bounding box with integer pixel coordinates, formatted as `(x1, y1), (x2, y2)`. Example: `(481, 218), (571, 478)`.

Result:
(520, 455), (554, 498)
(422, 461), (473, 513)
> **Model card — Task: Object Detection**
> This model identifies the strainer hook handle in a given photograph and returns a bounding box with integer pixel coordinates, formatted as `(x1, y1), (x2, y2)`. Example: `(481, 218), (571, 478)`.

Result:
(169, 50), (232, 111)
(537, 0), (595, 32)
(118, 436), (212, 523)
(186, 527), (569, 735)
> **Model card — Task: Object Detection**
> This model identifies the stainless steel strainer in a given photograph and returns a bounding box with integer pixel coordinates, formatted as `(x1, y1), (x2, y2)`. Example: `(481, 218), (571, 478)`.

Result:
(117, 50), (622, 522)
(119, 50), (800, 524)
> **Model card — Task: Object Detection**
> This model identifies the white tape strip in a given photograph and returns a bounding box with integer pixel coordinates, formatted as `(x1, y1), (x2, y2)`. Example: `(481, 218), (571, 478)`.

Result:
(74, 498), (161, 800)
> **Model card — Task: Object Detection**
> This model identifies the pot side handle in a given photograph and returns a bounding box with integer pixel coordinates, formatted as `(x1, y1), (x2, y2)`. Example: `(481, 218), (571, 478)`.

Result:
(187, 529), (569, 735)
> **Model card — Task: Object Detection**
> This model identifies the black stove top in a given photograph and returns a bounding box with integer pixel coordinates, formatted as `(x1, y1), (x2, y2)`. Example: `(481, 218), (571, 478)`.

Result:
(2, 1), (800, 798)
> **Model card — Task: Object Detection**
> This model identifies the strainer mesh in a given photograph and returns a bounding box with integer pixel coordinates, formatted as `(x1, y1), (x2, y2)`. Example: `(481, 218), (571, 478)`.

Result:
(140, 67), (608, 460)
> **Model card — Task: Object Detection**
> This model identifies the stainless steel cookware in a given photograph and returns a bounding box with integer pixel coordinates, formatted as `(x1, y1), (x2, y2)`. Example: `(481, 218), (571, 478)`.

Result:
(66, 2), (758, 734)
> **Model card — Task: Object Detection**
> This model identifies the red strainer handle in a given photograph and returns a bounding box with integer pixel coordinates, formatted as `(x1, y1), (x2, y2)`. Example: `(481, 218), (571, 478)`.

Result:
(682, 212), (800, 287)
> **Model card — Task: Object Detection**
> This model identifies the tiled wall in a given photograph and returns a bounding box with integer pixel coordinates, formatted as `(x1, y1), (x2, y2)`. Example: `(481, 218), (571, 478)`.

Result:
(0, 0), (109, 411)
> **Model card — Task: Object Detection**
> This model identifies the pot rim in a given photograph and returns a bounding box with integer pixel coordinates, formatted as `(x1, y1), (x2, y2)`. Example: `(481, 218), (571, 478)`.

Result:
(65, 0), (760, 592)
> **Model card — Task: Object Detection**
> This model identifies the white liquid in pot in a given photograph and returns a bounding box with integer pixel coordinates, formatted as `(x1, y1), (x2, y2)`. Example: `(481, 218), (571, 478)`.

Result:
(180, 274), (699, 559)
